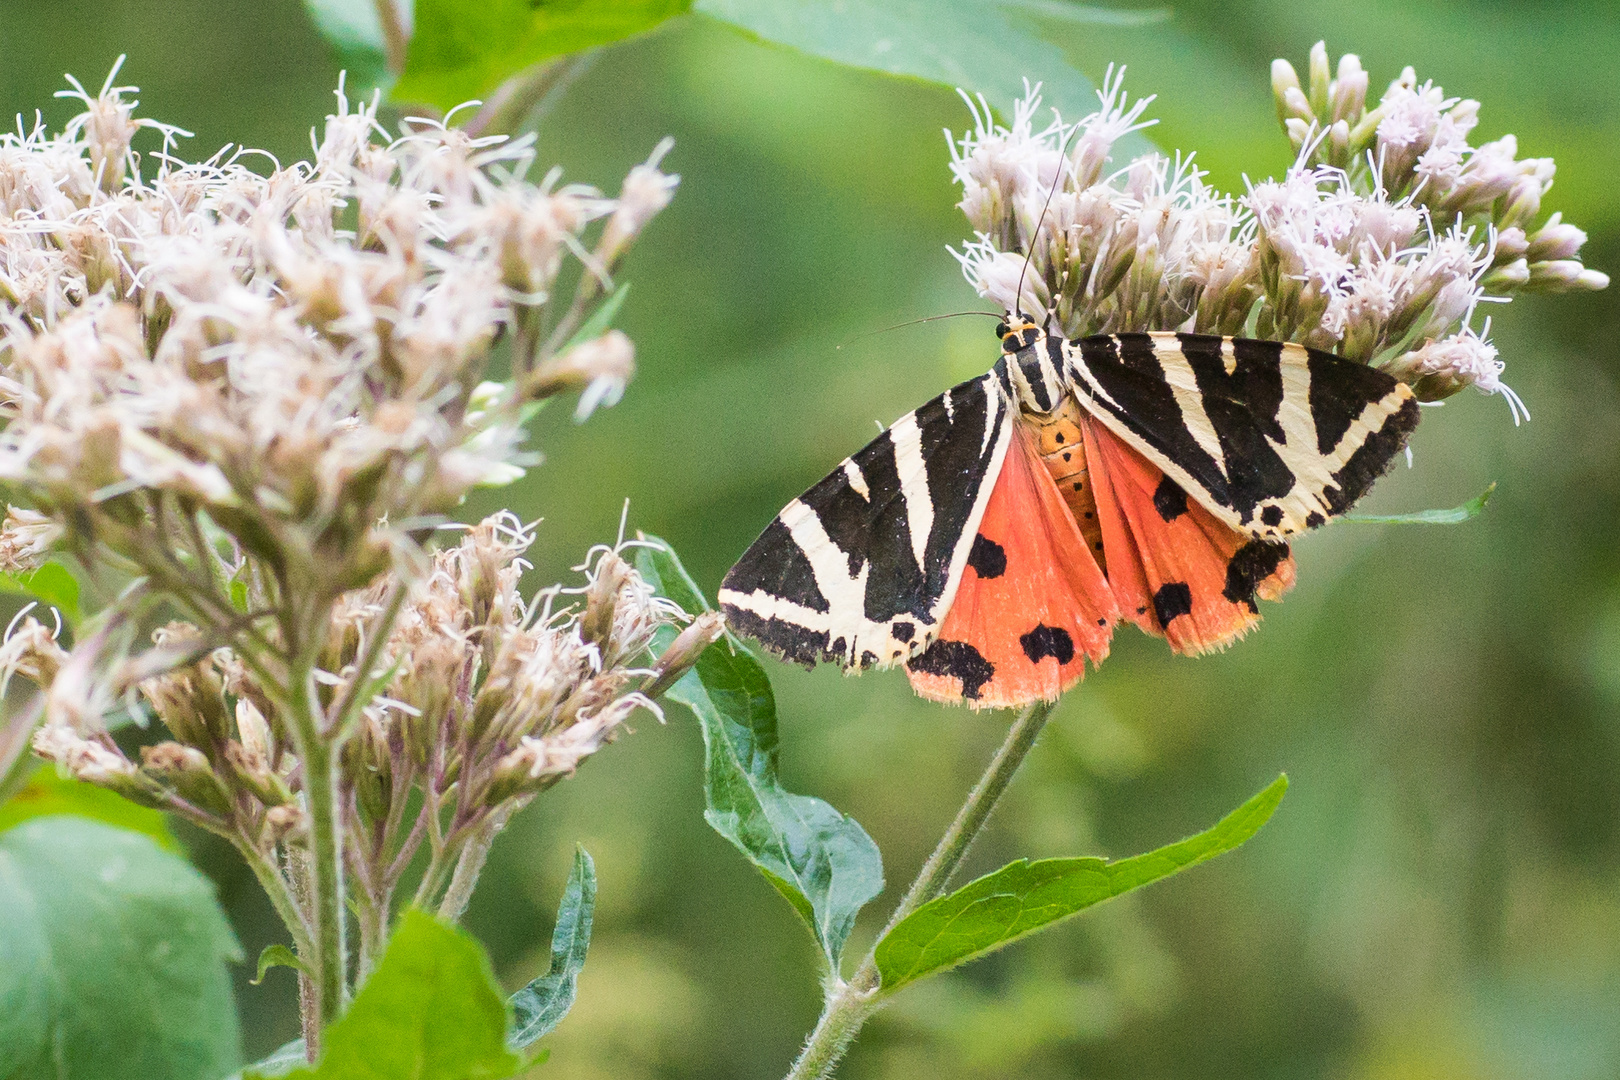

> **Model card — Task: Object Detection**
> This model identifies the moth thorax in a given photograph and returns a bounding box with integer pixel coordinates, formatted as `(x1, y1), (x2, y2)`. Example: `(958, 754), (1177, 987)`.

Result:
(1007, 334), (1066, 414)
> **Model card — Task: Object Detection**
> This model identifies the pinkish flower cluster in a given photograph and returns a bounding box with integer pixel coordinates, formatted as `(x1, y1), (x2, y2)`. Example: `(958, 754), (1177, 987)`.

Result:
(949, 48), (1607, 420)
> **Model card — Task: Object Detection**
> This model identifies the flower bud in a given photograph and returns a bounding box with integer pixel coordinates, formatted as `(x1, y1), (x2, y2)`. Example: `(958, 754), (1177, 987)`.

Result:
(0, 507), (63, 574)
(1330, 53), (1368, 125)
(1271, 59), (1303, 125)
(1307, 42), (1332, 120)
(141, 740), (234, 817)
(525, 330), (636, 422)
(264, 803), (307, 846)
(1525, 214), (1587, 263)
(643, 611), (726, 700)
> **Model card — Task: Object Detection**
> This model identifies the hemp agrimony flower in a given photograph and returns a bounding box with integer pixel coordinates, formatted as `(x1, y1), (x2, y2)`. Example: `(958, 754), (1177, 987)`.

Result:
(0, 61), (691, 1049)
(950, 49), (1607, 419)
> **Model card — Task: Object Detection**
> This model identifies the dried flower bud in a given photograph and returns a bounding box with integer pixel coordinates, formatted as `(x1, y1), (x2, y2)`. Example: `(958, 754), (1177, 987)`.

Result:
(140, 740), (234, 816)
(643, 611), (726, 699)
(526, 330), (636, 421)
(264, 803), (307, 846)
(0, 508), (63, 574)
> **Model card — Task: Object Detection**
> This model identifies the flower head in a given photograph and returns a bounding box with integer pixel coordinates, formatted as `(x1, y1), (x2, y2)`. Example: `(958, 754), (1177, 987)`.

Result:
(949, 48), (1606, 418)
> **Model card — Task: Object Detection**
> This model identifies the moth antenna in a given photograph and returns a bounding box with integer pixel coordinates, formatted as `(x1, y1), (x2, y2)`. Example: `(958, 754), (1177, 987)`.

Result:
(1012, 119), (1082, 325)
(835, 311), (1003, 349)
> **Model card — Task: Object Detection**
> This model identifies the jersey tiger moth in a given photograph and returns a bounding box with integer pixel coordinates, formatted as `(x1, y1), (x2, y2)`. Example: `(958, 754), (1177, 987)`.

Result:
(719, 320), (1419, 709)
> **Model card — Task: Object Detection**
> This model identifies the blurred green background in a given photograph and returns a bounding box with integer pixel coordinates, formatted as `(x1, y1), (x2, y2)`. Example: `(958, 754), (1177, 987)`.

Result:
(4, 1), (1618, 1077)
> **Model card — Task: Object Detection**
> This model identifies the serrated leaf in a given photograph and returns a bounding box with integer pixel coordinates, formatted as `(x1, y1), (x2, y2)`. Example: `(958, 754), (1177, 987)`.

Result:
(635, 536), (884, 971)
(267, 910), (521, 1080)
(301, 0), (395, 97)
(1340, 482), (1496, 525)
(0, 766), (177, 851)
(693, 0), (1160, 154)
(508, 845), (596, 1050)
(394, 0), (691, 111)
(874, 775), (1287, 994)
(252, 943), (308, 985)
(0, 816), (242, 1080)
(0, 560), (82, 623)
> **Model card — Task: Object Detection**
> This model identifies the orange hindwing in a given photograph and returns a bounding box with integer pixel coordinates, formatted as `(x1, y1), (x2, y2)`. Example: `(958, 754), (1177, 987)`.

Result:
(1081, 418), (1295, 655)
(907, 425), (1118, 708)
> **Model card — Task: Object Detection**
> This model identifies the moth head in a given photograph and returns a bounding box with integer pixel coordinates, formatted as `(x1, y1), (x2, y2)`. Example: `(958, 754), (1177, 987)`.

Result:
(997, 313), (1042, 354)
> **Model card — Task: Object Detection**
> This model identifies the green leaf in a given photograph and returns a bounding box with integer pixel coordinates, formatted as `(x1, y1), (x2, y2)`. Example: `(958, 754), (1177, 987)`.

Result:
(229, 1040), (307, 1080)
(0, 560), (82, 623)
(1340, 482), (1496, 525)
(0, 766), (177, 851)
(564, 281), (632, 352)
(874, 774), (1288, 994)
(269, 910), (521, 1080)
(251, 943), (308, 985)
(394, 0), (692, 111)
(0, 816), (242, 1080)
(693, 0), (1162, 151)
(508, 846), (596, 1050)
(301, 0), (394, 97)
(635, 536), (884, 971)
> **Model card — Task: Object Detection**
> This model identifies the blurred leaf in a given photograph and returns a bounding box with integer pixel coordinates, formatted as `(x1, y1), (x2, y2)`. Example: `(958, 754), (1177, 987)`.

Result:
(251, 944), (308, 985)
(0, 766), (177, 851)
(0, 560), (81, 624)
(269, 910), (521, 1080)
(508, 845), (596, 1050)
(635, 535), (884, 971)
(564, 281), (632, 352)
(874, 774), (1288, 994)
(1341, 481), (1496, 525)
(694, 0), (1161, 151)
(395, 0), (691, 110)
(301, 0), (394, 96)
(229, 1041), (306, 1080)
(0, 816), (242, 1080)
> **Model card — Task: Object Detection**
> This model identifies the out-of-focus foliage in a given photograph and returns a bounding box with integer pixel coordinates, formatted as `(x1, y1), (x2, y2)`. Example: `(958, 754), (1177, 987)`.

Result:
(266, 912), (519, 1080)
(0, 767), (176, 849)
(0, 817), (242, 1080)
(2, 2), (1617, 1078)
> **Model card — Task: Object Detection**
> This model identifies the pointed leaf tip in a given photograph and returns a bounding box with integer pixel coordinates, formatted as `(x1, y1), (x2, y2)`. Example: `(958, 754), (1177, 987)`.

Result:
(873, 774), (1286, 994)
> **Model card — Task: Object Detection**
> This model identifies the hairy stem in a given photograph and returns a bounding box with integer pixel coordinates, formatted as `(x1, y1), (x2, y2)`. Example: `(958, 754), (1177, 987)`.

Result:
(236, 838), (315, 959)
(784, 699), (1055, 1080)
(438, 809), (506, 922)
(281, 618), (347, 1033)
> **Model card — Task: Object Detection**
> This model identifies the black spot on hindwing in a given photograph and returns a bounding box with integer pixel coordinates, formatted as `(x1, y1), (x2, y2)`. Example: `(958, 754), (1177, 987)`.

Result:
(1020, 624), (1075, 665)
(907, 640), (996, 699)
(968, 534), (1006, 578)
(1153, 582), (1193, 625)
(1222, 539), (1290, 613)
(1153, 476), (1188, 521)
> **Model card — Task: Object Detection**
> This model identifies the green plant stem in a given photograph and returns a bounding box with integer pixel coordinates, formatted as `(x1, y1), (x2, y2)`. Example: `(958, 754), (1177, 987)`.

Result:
(784, 699), (1055, 1080)
(300, 734), (347, 1028)
(236, 839), (315, 961)
(437, 809), (507, 922)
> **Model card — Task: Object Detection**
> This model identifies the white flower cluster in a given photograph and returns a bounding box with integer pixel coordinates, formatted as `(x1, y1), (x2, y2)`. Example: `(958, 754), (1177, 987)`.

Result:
(949, 50), (1606, 417)
(0, 64), (677, 592)
(24, 512), (719, 872)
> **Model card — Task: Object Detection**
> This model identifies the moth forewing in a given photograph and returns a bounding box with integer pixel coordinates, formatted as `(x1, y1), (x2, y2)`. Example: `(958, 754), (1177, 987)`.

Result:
(1061, 332), (1419, 538)
(718, 369), (1016, 672)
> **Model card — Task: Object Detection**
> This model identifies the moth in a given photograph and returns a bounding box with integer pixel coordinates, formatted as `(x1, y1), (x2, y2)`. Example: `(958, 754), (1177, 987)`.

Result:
(719, 318), (1419, 709)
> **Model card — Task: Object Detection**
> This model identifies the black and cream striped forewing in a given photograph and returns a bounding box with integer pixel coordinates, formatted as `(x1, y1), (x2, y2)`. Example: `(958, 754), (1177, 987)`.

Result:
(719, 367), (1015, 671)
(1063, 332), (1420, 539)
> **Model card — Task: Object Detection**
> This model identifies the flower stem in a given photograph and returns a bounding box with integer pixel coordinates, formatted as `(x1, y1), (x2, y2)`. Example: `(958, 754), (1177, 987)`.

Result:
(784, 699), (1055, 1080)
(300, 734), (347, 1028)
